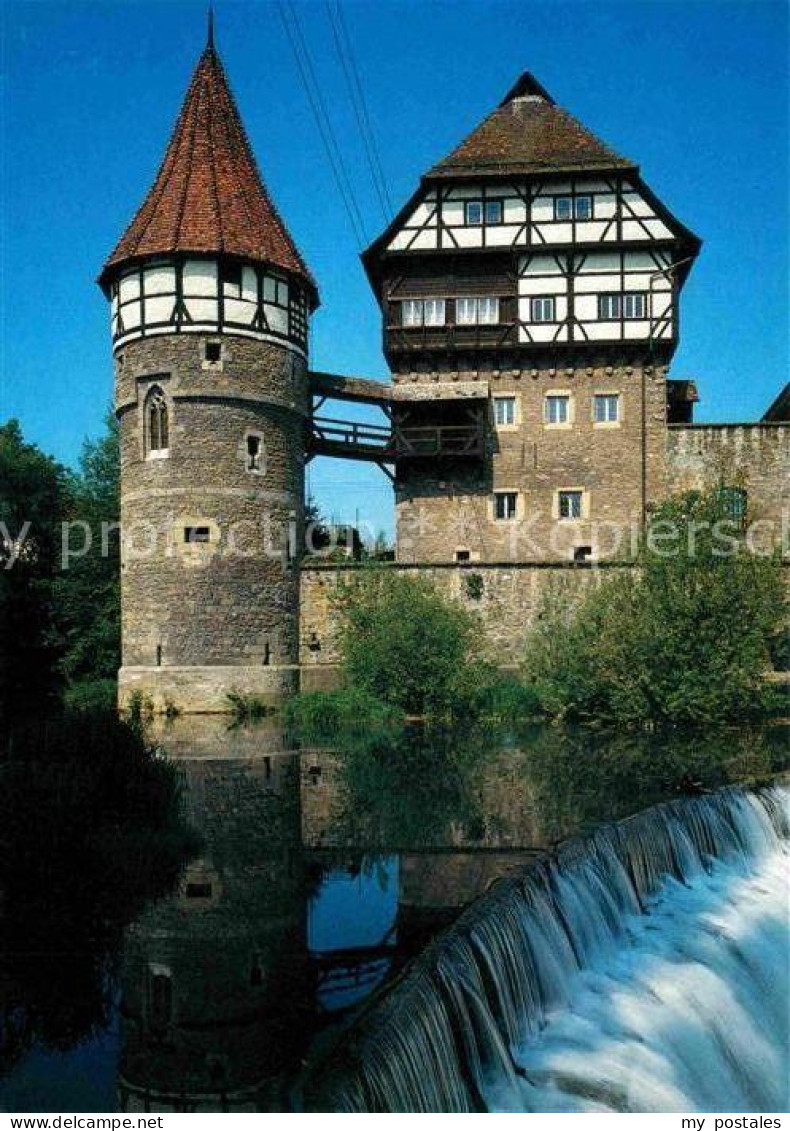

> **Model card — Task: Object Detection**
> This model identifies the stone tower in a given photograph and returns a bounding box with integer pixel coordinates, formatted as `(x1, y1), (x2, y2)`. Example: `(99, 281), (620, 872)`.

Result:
(99, 25), (318, 712)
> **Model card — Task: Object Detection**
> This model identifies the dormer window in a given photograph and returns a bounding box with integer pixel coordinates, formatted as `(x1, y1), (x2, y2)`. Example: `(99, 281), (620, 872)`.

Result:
(402, 298), (446, 327)
(555, 195), (592, 221)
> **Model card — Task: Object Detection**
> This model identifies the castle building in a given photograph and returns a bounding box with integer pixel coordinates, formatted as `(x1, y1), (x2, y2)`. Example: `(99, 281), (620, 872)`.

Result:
(361, 73), (703, 564)
(99, 24), (317, 712)
(100, 23), (787, 709)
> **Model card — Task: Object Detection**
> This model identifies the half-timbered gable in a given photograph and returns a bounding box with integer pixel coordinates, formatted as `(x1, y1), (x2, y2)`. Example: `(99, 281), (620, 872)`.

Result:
(362, 71), (702, 565)
(364, 72), (699, 366)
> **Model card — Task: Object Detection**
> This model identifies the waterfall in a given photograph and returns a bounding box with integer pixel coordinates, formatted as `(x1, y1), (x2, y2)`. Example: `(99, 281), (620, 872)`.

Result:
(308, 785), (789, 1113)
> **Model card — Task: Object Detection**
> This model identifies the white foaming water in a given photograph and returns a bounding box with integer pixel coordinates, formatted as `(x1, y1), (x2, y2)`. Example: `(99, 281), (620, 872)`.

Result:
(318, 787), (789, 1114)
(507, 848), (789, 1112)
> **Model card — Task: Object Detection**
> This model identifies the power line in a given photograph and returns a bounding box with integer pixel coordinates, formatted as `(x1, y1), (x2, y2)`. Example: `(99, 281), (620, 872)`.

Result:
(325, 0), (393, 224)
(277, 0), (368, 248)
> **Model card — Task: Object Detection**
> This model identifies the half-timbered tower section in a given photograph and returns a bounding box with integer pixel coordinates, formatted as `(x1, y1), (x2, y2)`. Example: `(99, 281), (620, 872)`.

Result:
(363, 73), (701, 563)
(99, 28), (318, 711)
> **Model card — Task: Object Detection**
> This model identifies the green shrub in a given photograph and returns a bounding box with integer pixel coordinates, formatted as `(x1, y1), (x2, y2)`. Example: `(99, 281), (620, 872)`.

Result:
(226, 690), (273, 721)
(63, 678), (117, 713)
(334, 570), (487, 718)
(285, 687), (405, 740)
(524, 489), (787, 726)
(470, 672), (543, 721)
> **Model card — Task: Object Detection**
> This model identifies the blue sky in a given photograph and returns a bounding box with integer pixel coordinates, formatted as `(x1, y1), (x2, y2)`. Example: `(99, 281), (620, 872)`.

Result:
(1, 0), (787, 537)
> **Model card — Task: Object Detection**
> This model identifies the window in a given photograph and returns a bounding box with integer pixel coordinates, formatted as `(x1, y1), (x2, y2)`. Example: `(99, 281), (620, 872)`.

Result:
(593, 394), (620, 423)
(455, 550), (471, 563)
(146, 387), (169, 454)
(717, 486), (748, 528)
(464, 200), (483, 225)
(184, 526), (211, 544)
(494, 396), (517, 427)
(494, 491), (518, 521)
(402, 298), (446, 327)
(456, 296), (500, 325)
(221, 261), (242, 297)
(531, 296), (555, 322)
(598, 293), (647, 320)
(246, 434), (263, 472)
(574, 545), (593, 562)
(545, 394), (570, 425)
(205, 341), (222, 363)
(424, 298), (445, 326)
(485, 199), (503, 224)
(554, 195), (593, 221)
(558, 490), (583, 520)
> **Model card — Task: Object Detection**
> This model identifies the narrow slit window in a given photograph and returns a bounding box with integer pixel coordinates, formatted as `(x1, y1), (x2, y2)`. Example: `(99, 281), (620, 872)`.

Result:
(146, 387), (169, 453)
(246, 434), (263, 472)
(205, 341), (222, 363)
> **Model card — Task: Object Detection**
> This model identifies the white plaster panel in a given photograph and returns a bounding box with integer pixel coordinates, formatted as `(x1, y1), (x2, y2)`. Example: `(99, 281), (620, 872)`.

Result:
(624, 321), (652, 339)
(123, 301), (141, 329)
(408, 229), (440, 250)
(185, 297), (218, 322)
(143, 265), (175, 295)
(574, 294), (599, 319)
(503, 198), (526, 223)
(265, 304), (288, 334)
(576, 221), (607, 241)
(645, 219), (673, 239)
(225, 298), (256, 325)
(521, 255), (564, 276)
(119, 273), (141, 302)
(575, 273), (621, 292)
(519, 276), (568, 296)
(452, 228), (483, 249)
(145, 295), (173, 323)
(183, 260), (218, 296)
(531, 197), (555, 221)
(486, 226), (519, 246)
(622, 220), (651, 241)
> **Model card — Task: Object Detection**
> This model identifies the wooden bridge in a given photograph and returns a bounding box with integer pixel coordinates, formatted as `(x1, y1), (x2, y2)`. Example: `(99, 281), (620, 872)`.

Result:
(307, 369), (488, 473)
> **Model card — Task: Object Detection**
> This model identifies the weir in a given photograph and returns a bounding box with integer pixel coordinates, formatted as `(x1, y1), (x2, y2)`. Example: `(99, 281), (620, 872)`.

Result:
(307, 785), (789, 1113)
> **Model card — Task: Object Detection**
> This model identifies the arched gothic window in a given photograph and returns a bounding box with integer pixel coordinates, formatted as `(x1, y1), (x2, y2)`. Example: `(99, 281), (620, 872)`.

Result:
(146, 387), (169, 454)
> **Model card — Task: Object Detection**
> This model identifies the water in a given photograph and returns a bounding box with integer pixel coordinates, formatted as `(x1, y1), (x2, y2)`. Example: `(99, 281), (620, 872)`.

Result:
(314, 787), (789, 1113)
(1, 717), (788, 1112)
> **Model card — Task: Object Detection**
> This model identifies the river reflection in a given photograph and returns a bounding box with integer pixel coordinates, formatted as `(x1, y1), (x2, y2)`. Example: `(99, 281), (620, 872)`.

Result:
(1, 718), (787, 1112)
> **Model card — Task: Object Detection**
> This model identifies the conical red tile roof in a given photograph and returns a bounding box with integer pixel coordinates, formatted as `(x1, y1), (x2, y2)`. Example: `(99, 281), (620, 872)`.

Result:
(100, 42), (317, 303)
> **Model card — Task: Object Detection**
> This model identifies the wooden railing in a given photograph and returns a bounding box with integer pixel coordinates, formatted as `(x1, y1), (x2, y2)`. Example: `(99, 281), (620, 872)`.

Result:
(309, 416), (485, 462)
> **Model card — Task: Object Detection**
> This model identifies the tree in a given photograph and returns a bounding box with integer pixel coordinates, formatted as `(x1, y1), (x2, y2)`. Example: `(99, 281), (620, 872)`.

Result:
(334, 570), (491, 717)
(0, 420), (70, 718)
(53, 411), (121, 706)
(523, 489), (787, 726)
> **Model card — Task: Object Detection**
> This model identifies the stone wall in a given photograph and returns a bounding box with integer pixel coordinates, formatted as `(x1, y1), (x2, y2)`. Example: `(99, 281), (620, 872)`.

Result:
(668, 423), (789, 541)
(299, 561), (629, 670)
(396, 362), (668, 564)
(116, 333), (306, 710)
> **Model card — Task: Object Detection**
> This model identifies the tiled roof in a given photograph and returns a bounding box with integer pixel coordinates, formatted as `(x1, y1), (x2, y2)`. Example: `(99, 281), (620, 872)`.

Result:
(427, 72), (635, 179)
(100, 42), (317, 300)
